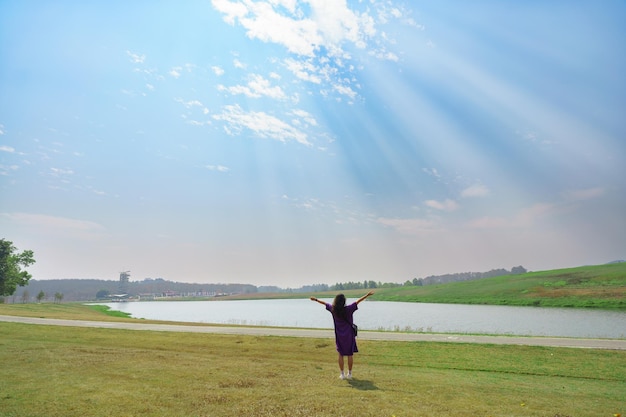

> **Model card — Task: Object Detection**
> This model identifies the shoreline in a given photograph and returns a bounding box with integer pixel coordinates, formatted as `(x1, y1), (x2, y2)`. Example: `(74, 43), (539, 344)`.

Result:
(2, 314), (625, 350)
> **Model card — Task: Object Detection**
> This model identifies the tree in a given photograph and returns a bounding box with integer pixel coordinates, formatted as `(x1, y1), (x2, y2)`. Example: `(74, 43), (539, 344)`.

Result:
(54, 292), (64, 304)
(96, 289), (110, 299)
(0, 239), (36, 297)
(511, 265), (527, 275)
(36, 290), (45, 303)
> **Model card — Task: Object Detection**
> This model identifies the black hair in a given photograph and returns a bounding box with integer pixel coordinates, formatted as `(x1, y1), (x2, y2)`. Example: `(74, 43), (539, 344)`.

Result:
(332, 293), (347, 320)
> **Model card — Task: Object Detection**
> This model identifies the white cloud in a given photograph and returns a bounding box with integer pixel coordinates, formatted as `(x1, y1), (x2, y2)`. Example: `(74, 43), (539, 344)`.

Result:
(333, 83), (357, 99)
(213, 104), (311, 146)
(291, 109), (317, 126)
(126, 50), (146, 64)
(376, 217), (438, 234)
(467, 203), (556, 229)
(466, 216), (508, 229)
(219, 74), (288, 99)
(0, 124), (5, 135)
(422, 167), (440, 178)
(175, 98), (204, 109)
(0, 145), (15, 153)
(285, 58), (322, 83)
(206, 164), (230, 172)
(169, 67), (182, 78)
(49, 167), (74, 177)
(0, 164), (19, 176)
(1, 212), (106, 240)
(563, 187), (605, 201)
(212, 66), (225, 76)
(425, 199), (459, 212)
(211, 0), (411, 100)
(461, 184), (489, 198)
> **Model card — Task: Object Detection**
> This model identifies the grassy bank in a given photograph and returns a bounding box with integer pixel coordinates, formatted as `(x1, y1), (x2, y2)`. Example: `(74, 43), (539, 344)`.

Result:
(1, 320), (624, 417)
(0, 303), (138, 321)
(213, 263), (626, 310)
(303, 263), (626, 310)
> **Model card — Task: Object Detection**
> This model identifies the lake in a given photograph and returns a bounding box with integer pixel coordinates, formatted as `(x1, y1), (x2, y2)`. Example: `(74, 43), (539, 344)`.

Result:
(100, 299), (626, 339)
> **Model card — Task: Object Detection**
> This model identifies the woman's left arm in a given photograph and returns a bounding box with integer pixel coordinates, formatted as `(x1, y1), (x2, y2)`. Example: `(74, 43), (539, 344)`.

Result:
(355, 291), (374, 305)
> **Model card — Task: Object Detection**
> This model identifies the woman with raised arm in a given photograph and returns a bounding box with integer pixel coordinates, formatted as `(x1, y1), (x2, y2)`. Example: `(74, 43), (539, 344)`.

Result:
(310, 291), (374, 379)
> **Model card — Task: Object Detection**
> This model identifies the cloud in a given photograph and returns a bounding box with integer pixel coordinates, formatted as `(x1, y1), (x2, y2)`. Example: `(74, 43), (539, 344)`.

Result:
(285, 58), (322, 83)
(376, 217), (438, 234)
(422, 167), (440, 178)
(466, 216), (508, 229)
(563, 187), (605, 202)
(1, 212), (106, 240)
(218, 74), (288, 99)
(175, 98), (205, 109)
(49, 167), (74, 177)
(0, 124), (5, 135)
(212, 66), (225, 76)
(0, 145), (15, 153)
(425, 199), (459, 212)
(211, 0), (412, 100)
(467, 203), (556, 229)
(461, 184), (489, 198)
(212, 104), (311, 146)
(291, 109), (317, 126)
(206, 164), (230, 172)
(126, 50), (146, 64)
(0, 164), (19, 176)
(169, 67), (182, 78)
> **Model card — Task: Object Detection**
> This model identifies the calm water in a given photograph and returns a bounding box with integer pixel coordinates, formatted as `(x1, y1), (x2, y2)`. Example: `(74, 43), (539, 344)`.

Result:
(101, 299), (626, 339)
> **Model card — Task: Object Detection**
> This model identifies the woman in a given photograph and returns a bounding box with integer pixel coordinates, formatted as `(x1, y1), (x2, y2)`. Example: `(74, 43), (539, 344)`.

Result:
(310, 291), (374, 379)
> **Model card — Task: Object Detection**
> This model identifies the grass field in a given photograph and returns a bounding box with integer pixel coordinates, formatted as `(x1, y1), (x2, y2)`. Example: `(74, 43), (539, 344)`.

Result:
(1, 304), (625, 416)
(212, 263), (626, 310)
(307, 263), (626, 310)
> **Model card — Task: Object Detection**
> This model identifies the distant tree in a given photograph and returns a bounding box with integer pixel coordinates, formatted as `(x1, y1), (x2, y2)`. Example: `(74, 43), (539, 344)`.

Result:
(54, 292), (64, 304)
(0, 239), (36, 296)
(36, 290), (45, 303)
(404, 280), (413, 286)
(96, 289), (110, 299)
(511, 265), (527, 274)
(21, 289), (29, 304)
(412, 278), (423, 286)
(367, 281), (377, 289)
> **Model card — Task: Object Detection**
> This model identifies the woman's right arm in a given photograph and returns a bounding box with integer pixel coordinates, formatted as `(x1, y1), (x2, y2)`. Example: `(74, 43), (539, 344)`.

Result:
(310, 297), (326, 305)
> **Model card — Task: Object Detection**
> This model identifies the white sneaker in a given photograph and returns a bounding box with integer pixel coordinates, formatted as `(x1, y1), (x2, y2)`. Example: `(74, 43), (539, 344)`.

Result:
(347, 373), (353, 379)
(339, 373), (346, 380)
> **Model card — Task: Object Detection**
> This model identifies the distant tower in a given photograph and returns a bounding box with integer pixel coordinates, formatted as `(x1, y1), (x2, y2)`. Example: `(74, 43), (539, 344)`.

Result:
(119, 271), (130, 294)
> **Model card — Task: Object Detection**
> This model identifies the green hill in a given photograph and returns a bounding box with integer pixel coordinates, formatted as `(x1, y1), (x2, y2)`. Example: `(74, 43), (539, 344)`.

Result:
(370, 262), (626, 309)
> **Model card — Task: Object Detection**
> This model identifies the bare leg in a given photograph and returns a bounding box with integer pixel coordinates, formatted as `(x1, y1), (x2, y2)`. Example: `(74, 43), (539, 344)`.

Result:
(348, 355), (354, 372)
(337, 353), (344, 372)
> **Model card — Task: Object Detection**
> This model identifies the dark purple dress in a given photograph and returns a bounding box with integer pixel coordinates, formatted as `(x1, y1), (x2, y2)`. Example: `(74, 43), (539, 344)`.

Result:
(326, 302), (358, 356)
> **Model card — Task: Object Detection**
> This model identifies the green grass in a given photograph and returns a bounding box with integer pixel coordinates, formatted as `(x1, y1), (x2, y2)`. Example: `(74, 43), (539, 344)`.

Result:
(1, 320), (624, 417)
(315, 263), (626, 310)
(0, 303), (139, 321)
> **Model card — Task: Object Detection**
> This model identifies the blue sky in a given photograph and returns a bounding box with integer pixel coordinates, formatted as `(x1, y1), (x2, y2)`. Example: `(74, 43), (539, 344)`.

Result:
(1, 1), (624, 287)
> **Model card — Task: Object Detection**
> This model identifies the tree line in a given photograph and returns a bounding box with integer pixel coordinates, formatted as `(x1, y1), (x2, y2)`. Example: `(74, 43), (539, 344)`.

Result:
(328, 266), (528, 291)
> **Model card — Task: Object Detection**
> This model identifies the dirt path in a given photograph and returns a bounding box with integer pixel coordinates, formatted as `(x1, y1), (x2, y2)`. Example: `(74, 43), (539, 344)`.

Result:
(2, 315), (625, 350)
